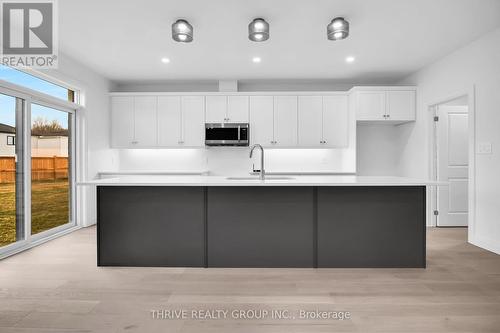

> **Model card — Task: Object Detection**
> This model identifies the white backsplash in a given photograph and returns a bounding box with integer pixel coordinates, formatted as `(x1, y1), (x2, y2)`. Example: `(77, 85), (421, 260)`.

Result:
(117, 148), (356, 175)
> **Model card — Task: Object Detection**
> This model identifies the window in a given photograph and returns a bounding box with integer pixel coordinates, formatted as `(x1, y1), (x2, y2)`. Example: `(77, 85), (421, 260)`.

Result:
(7, 135), (15, 145)
(0, 65), (75, 102)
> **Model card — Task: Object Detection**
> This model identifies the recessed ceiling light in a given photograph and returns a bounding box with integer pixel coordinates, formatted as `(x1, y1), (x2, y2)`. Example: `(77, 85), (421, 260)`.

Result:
(161, 57), (170, 64)
(345, 56), (355, 63)
(252, 57), (262, 63)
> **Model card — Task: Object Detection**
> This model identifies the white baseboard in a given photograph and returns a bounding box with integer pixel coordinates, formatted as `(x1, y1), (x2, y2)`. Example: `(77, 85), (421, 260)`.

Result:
(469, 235), (500, 255)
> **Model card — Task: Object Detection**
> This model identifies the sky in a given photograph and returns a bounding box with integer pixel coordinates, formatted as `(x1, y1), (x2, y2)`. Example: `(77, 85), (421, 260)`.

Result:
(0, 65), (69, 129)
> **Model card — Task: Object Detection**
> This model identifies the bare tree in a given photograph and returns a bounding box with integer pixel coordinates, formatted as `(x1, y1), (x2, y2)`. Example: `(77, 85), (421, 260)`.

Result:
(31, 117), (68, 136)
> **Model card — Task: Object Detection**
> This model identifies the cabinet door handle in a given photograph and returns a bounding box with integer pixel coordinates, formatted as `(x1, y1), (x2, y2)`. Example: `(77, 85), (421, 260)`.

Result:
(131, 141), (138, 144)
(178, 141), (184, 144)
(386, 114), (390, 118)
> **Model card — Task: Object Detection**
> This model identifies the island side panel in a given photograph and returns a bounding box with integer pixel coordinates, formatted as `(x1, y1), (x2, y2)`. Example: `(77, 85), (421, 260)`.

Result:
(207, 186), (314, 268)
(97, 186), (205, 267)
(317, 186), (426, 268)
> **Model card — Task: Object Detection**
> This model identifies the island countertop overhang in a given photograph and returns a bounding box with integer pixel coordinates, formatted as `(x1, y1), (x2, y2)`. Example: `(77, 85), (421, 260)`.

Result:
(78, 175), (446, 187)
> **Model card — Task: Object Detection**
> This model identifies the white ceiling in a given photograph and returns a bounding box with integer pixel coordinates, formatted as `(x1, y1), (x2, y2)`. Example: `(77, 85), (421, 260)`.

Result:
(59, 0), (500, 83)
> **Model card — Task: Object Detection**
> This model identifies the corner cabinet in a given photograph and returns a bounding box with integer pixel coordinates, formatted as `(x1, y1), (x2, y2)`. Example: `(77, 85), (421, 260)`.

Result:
(353, 87), (416, 124)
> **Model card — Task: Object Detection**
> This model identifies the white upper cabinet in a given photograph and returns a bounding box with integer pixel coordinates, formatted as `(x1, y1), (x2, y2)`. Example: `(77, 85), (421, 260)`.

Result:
(111, 96), (157, 148)
(353, 88), (416, 123)
(355, 91), (386, 121)
(227, 96), (249, 122)
(386, 90), (416, 121)
(133, 96), (157, 147)
(297, 95), (349, 147)
(111, 96), (135, 148)
(206, 95), (249, 123)
(181, 96), (205, 146)
(298, 96), (322, 147)
(158, 96), (205, 147)
(250, 96), (274, 146)
(273, 96), (297, 147)
(158, 96), (182, 146)
(250, 96), (297, 147)
(322, 95), (349, 147)
(205, 96), (227, 123)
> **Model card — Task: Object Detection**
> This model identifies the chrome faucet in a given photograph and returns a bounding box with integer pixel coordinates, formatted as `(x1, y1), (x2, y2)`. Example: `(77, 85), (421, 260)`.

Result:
(249, 144), (265, 180)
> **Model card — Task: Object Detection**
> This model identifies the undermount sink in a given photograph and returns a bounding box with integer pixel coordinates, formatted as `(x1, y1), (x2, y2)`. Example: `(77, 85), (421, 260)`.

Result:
(226, 176), (295, 181)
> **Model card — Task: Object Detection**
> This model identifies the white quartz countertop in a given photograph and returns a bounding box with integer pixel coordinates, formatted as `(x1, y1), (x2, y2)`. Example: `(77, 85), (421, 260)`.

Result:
(78, 175), (446, 187)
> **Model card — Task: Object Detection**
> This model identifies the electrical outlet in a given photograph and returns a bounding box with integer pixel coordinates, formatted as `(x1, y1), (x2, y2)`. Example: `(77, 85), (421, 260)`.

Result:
(477, 142), (492, 154)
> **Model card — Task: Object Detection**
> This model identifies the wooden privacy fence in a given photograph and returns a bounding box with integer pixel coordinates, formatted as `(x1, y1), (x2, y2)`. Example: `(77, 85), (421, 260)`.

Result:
(0, 156), (68, 183)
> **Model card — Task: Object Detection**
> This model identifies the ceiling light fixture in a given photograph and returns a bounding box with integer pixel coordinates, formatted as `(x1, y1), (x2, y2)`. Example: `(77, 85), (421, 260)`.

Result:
(345, 56), (355, 63)
(249, 18), (269, 42)
(252, 56), (262, 63)
(327, 17), (349, 41)
(172, 19), (193, 43)
(161, 57), (170, 63)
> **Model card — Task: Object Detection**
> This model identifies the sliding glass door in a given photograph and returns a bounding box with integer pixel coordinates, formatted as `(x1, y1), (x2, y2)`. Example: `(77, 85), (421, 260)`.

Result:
(0, 93), (24, 248)
(0, 91), (75, 256)
(30, 104), (73, 236)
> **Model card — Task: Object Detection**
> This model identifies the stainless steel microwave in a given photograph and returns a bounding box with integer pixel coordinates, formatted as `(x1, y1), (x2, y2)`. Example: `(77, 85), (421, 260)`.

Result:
(205, 123), (249, 146)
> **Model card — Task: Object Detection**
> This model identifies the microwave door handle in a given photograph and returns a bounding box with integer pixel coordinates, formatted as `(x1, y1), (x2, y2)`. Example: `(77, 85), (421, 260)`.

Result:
(238, 125), (240, 141)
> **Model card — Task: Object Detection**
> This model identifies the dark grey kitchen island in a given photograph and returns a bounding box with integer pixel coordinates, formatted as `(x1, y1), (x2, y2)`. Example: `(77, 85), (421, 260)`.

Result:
(88, 176), (436, 268)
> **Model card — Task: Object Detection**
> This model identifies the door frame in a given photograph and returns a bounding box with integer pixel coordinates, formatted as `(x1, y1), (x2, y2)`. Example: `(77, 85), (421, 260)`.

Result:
(427, 86), (476, 239)
(0, 81), (80, 259)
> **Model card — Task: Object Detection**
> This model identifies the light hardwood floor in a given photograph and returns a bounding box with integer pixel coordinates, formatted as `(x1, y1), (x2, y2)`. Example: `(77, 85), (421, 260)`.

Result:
(0, 227), (499, 332)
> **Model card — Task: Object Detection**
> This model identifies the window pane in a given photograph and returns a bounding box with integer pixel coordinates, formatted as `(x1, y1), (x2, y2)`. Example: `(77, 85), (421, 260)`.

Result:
(0, 65), (73, 102)
(31, 104), (71, 235)
(0, 93), (24, 247)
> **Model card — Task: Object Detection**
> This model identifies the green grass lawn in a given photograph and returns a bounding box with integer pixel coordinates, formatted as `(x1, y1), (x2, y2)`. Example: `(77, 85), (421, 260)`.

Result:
(0, 179), (69, 247)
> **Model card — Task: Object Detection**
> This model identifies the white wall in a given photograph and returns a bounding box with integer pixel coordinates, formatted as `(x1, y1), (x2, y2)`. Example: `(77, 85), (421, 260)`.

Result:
(397, 27), (500, 254)
(113, 79), (397, 93)
(356, 124), (400, 176)
(40, 52), (117, 226)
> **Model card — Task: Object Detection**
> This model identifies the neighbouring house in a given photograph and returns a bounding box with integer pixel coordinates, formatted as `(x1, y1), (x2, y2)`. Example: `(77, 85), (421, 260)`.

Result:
(0, 123), (16, 157)
(0, 122), (68, 158)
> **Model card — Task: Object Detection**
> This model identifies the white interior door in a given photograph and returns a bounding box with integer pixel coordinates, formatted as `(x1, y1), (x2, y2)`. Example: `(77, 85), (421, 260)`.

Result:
(437, 105), (469, 226)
